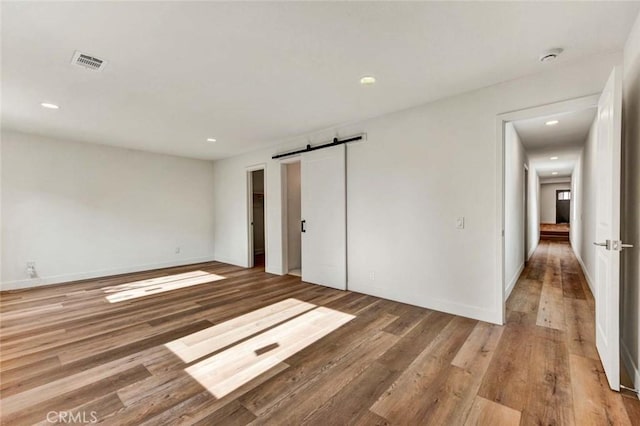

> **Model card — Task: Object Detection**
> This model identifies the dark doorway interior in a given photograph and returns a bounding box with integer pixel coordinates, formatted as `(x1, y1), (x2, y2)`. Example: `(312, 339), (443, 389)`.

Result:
(556, 189), (571, 224)
(252, 170), (265, 268)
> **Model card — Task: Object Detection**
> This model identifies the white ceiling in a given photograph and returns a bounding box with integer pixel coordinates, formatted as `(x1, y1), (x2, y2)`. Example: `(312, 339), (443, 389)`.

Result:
(2, 2), (639, 160)
(514, 107), (597, 178)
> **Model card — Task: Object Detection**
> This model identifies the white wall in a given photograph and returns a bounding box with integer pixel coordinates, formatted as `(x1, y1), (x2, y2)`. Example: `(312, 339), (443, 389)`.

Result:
(528, 171), (541, 260)
(1, 130), (216, 290)
(504, 123), (527, 298)
(570, 150), (583, 254)
(621, 12), (640, 391)
(572, 119), (598, 294)
(540, 182), (571, 224)
(286, 162), (301, 271)
(211, 52), (621, 325)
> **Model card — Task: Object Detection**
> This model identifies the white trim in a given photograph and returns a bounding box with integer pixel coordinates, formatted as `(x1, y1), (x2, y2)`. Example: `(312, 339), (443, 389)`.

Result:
(621, 339), (640, 399)
(279, 158), (302, 276)
(495, 117), (506, 325)
(527, 238), (539, 261)
(505, 263), (524, 301)
(497, 94), (600, 123)
(1, 255), (216, 291)
(348, 281), (501, 324)
(213, 255), (245, 268)
(572, 244), (595, 296)
(540, 177), (572, 184)
(280, 162), (289, 275)
(278, 155), (302, 164)
(246, 163), (268, 172)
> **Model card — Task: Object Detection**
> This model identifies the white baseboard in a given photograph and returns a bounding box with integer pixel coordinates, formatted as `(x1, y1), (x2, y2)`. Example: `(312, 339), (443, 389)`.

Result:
(212, 255), (248, 268)
(621, 339), (640, 399)
(1, 255), (216, 291)
(572, 246), (595, 295)
(348, 280), (502, 325)
(527, 238), (539, 261)
(505, 263), (524, 301)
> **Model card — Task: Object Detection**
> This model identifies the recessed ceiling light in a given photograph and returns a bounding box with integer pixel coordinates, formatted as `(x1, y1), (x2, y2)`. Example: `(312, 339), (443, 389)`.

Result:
(550, 156), (559, 160)
(360, 76), (376, 85)
(545, 120), (559, 126)
(206, 138), (217, 143)
(552, 172), (558, 175)
(40, 102), (59, 109)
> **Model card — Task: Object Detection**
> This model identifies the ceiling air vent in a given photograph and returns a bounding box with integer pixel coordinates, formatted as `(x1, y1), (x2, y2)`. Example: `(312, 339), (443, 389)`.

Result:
(71, 51), (106, 71)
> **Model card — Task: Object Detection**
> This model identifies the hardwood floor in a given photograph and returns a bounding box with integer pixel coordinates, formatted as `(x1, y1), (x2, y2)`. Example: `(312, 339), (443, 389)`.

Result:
(1, 240), (638, 425)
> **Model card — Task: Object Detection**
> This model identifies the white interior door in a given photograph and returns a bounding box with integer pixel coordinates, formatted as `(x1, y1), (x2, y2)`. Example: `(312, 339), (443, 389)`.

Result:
(301, 144), (346, 290)
(594, 67), (623, 391)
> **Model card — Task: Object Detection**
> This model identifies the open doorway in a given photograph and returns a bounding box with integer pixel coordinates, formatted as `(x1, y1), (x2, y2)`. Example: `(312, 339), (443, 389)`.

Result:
(556, 189), (571, 223)
(500, 67), (626, 391)
(501, 94), (598, 305)
(540, 182), (572, 241)
(248, 168), (265, 268)
(284, 161), (302, 276)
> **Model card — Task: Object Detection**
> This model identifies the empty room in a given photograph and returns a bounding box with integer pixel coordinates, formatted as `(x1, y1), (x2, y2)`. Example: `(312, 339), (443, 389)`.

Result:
(2, 2), (640, 425)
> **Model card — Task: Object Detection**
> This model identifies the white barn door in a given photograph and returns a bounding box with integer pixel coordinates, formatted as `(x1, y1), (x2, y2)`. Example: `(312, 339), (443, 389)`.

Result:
(301, 144), (347, 290)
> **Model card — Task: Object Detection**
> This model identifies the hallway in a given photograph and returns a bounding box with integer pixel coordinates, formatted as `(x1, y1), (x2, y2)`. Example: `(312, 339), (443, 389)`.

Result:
(502, 240), (639, 424)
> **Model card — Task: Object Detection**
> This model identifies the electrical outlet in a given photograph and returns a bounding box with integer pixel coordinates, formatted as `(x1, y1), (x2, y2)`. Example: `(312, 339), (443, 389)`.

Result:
(175, 247), (181, 254)
(26, 261), (37, 278)
(456, 216), (465, 229)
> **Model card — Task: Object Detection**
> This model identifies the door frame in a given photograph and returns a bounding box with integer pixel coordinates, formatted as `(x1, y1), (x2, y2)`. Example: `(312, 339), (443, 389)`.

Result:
(246, 164), (267, 268)
(496, 93), (600, 324)
(279, 156), (302, 275)
(524, 164), (529, 264)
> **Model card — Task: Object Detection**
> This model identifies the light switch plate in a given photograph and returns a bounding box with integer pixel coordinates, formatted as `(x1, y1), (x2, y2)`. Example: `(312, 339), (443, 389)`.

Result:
(456, 217), (465, 229)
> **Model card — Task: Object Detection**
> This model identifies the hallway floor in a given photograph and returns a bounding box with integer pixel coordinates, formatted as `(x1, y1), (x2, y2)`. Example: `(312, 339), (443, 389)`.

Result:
(504, 240), (639, 425)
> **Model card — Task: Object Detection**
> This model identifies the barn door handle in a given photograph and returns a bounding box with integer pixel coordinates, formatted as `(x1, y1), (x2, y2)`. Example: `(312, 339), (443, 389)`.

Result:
(301, 220), (306, 233)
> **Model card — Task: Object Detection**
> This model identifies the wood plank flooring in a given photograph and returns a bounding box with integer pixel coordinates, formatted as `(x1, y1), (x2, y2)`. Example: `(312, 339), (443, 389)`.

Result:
(1, 240), (638, 425)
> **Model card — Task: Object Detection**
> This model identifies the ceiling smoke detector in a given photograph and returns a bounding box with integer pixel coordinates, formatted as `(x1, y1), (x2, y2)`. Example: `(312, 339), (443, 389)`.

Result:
(71, 50), (106, 71)
(539, 48), (564, 63)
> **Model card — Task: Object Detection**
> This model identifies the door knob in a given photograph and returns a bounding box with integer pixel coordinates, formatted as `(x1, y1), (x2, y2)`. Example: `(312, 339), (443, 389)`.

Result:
(593, 240), (634, 250)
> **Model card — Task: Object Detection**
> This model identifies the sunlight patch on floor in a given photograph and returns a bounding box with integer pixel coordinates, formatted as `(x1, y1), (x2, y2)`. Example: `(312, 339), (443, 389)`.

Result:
(178, 302), (354, 398)
(103, 270), (225, 303)
(165, 298), (316, 363)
